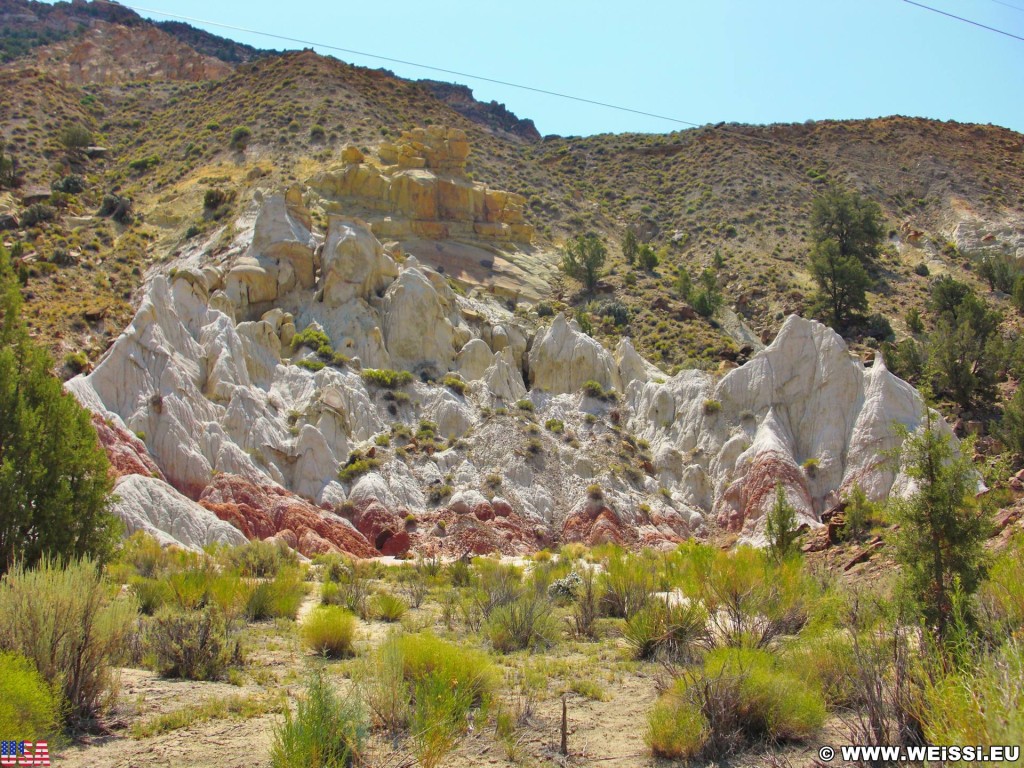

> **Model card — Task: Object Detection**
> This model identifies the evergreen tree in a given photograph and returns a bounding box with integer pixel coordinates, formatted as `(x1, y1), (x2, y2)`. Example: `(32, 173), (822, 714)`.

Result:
(809, 238), (869, 330)
(622, 229), (638, 266)
(765, 483), (800, 562)
(692, 268), (722, 318)
(996, 386), (1024, 457)
(673, 267), (692, 302)
(890, 413), (989, 639)
(925, 278), (1000, 409)
(0, 247), (118, 574)
(810, 187), (884, 264)
(561, 233), (607, 294)
(637, 243), (658, 271)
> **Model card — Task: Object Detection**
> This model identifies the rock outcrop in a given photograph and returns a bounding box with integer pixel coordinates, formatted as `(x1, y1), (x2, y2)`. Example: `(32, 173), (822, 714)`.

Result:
(14, 21), (232, 84)
(528, 314), (620, 395)
(307, 126), (533, 244)
(69, 191), (951, 556)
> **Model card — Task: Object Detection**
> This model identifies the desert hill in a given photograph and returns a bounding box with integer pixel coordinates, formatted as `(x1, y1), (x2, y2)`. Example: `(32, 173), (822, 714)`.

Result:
(0, 2), (1023, 557)
(0, 7), (1021, 376)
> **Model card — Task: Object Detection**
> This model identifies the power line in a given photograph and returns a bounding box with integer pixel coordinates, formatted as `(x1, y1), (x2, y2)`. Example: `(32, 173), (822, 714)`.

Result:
(901, 0), (1024, 41)
(983, 0), (1024, 14)
(94, 0), (716, 133)
(81, 0), (1000, 185)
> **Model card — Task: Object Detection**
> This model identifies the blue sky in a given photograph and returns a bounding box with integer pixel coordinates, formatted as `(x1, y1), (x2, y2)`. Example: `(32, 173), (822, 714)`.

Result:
(52, 0), (1024, 135)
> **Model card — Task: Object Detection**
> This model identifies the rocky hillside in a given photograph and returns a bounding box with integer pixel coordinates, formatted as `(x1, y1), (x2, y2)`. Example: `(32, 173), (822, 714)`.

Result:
(68, 188), (944, 557)
(0, 0), (1021, 555)
(0, 0), (264, 63)
(1, 21), (1021, 377)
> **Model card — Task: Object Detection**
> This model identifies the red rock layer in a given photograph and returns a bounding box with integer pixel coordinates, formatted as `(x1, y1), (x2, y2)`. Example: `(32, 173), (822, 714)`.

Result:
(717, 453), (811, 531)
(198, 474), (377, 559)
(561, 501), (638, 548)
(91, 413), (166, 481)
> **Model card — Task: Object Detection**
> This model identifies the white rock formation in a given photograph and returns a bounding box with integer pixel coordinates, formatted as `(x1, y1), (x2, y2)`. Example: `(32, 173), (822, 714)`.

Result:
(528, 313), (620, 395)
(68, 191), (952, 552)
(111, 474), (248, 549)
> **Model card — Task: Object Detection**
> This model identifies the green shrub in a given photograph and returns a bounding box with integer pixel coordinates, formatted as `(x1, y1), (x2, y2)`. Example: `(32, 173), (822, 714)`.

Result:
(97, 193), (132, 223)
(981, 534), (1024, 637)
(272, 668), (367, 768)
(338, 452), (382, 484)
(128, 155), (160, 172)
(388, 632), (495, 708)
(702, 398), (722, 415)
(919, 640), (1024, 748)
(245, 568), (305, 621)
(570, 677), (607, 701)
(21, 203), (56, 227)
(782, 632), (858, 708)
(701, 647), (826, 740)
(116, 531), (176, 578)
(52, 174), (85, 194)
(58, 124), (92, 150)
(301, 606), (356, 658)
(148, 606), (234, 680)
(356, 634), (409, 733)
(646, 694), (708, 760)
(64, 350), (89, 373)
(229, 126), (252, 150)
(623, 600), (707, 661)
(841, 484), (877, 541)
(600, 551), (654, 619)
(684, 544), (815, 647)
(582, 380), (605, 398)
(649, 646), (825, 759)
(442, 374), (467, 395)
(0, 558), (135, 726)
(231, 539), (298, 578)
(448, 558), (471, 587)
(544, 418), (564, 433)
(0, 651), (59, 740)
(131, 576), (172, 615)
(515, 398), (534, 412)
(484, 595), (558, 653)
(296, 359), (325, 372)
(370, 592), (407, 623)
(167, 566), (215, 610)
(205, 571), (253, 624)
(361, 368), (413, 389)
(321, 559), (373, 618)
(291, 326), (331, 352)
(473, 559), (523, 616)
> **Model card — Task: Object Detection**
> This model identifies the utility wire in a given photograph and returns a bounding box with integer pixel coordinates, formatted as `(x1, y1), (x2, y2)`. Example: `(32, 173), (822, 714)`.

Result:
(81, 0), (1004, 184)
(982, 0), (1024, 14)
(900, 0), (1024, 41)
(93, 0), (715, 133)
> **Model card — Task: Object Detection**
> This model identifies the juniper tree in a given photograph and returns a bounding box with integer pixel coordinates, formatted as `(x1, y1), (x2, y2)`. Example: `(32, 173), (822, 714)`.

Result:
(0, 247), (118, 573)
(561, 233), (607, 294)
(890, 413), (989, 639)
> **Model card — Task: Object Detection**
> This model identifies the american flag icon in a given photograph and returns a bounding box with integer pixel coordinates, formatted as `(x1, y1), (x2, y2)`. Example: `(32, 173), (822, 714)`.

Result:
(0, 741), (49, 767)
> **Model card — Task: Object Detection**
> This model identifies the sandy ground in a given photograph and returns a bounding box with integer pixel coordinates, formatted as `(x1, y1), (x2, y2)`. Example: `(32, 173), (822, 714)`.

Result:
(54, 584), (855, 768)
